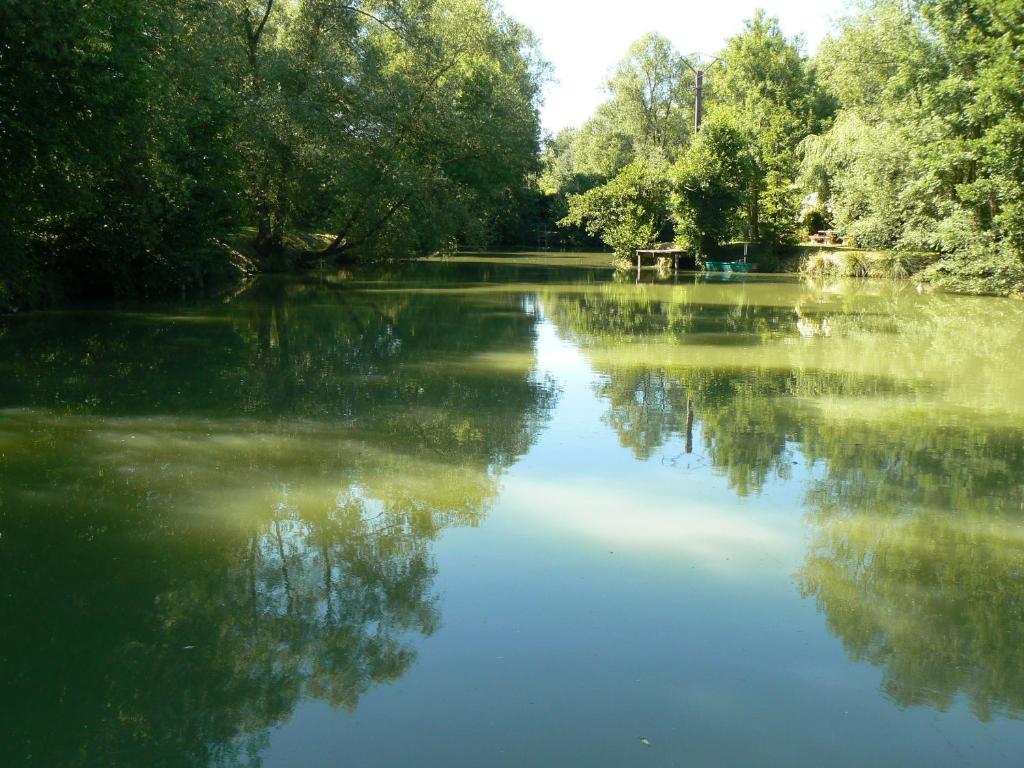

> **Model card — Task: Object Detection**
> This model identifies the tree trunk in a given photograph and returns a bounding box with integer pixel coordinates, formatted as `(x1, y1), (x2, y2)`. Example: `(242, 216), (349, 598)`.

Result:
(748, 186), (760, 243)
(318, 193), (414, 260)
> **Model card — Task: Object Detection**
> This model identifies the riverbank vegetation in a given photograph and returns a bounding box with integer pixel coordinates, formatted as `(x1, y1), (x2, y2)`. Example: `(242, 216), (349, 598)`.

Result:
(544, 1), (1024, 296)
(3, 1), (1023, 309)
(1, 0), (544, 309)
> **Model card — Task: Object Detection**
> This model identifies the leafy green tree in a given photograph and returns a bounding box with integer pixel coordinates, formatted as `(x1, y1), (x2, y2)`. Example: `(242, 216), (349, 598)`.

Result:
(0, 0), (248, 304)
(543, 34), (692, 246)
(602, 33), (695, 158)
(227, 0), (545, 259)
(716, 10), (825, 246)
(671, 107), (754, 255)
(551, 16), (824, 256)
(0, 0), (545, 308)
(560, 154), (672, 257)
(804, 0), (1024, 294)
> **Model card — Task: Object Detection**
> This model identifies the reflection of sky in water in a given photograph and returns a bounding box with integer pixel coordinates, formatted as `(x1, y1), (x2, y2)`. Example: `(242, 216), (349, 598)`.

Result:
(265, 296), (1024, 768)
(512, 319), (805, 574)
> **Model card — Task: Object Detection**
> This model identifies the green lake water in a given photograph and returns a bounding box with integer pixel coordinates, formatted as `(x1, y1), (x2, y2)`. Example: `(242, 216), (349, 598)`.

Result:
(2, 255), (1023, 766)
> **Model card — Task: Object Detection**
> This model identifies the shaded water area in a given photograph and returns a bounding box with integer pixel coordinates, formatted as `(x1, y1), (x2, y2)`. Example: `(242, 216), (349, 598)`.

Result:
(2, 254), (1023, 766)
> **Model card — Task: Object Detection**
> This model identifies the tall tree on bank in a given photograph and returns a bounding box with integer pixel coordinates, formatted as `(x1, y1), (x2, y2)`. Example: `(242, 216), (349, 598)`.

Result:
(803, 0), (1024, 294)
(715, 10), (826, 246)
(551, 16), (824, 256)
(0, 0), (544, 308)
(541, 35), (691, 211)
(602, 33), (695, 158)
(548, 34), (694, 253)
(0, 0), (247, 305)
(671, 107), (754, 255)
(230, 0), (546, 259)
(560, 153), (673, 258)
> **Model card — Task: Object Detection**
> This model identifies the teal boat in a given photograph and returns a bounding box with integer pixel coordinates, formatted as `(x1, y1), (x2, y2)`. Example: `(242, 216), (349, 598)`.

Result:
(704, 260), (753, 272)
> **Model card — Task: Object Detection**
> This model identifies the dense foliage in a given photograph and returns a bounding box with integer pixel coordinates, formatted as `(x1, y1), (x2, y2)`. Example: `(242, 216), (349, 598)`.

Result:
(545, 15), (824, 259)
(4, 2), (1023, 303)
(671, 107), (753, 254)
(804, 0), (1024, 294)
(0, 0), (544, 308)
(545, 3), (1024, 293)
(560, 154), (672, 257)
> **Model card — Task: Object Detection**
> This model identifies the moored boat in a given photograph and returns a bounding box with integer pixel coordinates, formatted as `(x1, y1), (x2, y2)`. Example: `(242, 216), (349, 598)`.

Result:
(703, 260), (753, 272)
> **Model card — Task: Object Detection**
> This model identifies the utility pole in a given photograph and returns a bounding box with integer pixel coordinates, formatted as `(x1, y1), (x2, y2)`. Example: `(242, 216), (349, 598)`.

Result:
(694, 70), (704, 133)
(683, 54), (723, 134)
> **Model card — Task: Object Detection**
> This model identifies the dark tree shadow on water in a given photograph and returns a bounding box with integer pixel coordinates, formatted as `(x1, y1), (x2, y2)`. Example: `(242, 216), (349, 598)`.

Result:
(0, 273), (557, 767)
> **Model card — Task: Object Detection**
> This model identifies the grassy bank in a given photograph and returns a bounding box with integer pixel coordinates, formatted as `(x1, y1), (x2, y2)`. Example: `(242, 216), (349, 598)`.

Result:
(718, 243), (1023, 298)
(796, 247), (929, 281)
(605, 241), (1024, 298)
(793, 246), (1024, 297)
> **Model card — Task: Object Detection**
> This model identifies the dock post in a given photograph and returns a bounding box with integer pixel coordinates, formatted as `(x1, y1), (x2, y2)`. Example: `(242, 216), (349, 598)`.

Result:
(685, 398), (694, 453)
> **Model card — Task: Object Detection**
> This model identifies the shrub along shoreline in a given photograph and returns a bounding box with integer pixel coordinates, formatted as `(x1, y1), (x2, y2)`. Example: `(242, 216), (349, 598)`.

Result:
(611, 242), (1023, 298)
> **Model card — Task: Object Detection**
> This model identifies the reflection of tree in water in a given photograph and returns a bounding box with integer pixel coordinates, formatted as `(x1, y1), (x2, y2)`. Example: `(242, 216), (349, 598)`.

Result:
(794, 286), (1024, 718)
(543, 282), (1024, 717)
(0, 272), (556, 766)
(595, 368), (690, 460)
(797, 421), (1024, 721)
(592, 365), (798, 495)
(542, 284), (872, 495)
(1, 464), (447, 767)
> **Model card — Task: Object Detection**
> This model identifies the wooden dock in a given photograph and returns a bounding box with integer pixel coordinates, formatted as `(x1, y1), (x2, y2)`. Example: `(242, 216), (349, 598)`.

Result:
(634, 249), (697, 271)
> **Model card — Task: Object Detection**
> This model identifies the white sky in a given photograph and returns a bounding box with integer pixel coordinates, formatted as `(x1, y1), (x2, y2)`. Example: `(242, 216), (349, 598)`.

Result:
(499, 0), (851, 134)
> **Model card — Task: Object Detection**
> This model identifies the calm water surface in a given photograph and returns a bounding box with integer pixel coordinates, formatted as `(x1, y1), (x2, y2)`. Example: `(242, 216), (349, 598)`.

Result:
(2, 255), (1023, 766)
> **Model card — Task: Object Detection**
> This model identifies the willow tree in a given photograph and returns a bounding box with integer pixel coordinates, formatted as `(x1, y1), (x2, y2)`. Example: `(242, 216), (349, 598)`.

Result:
(802, 0), (1024, 294)
(0, 0), (545, 307)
